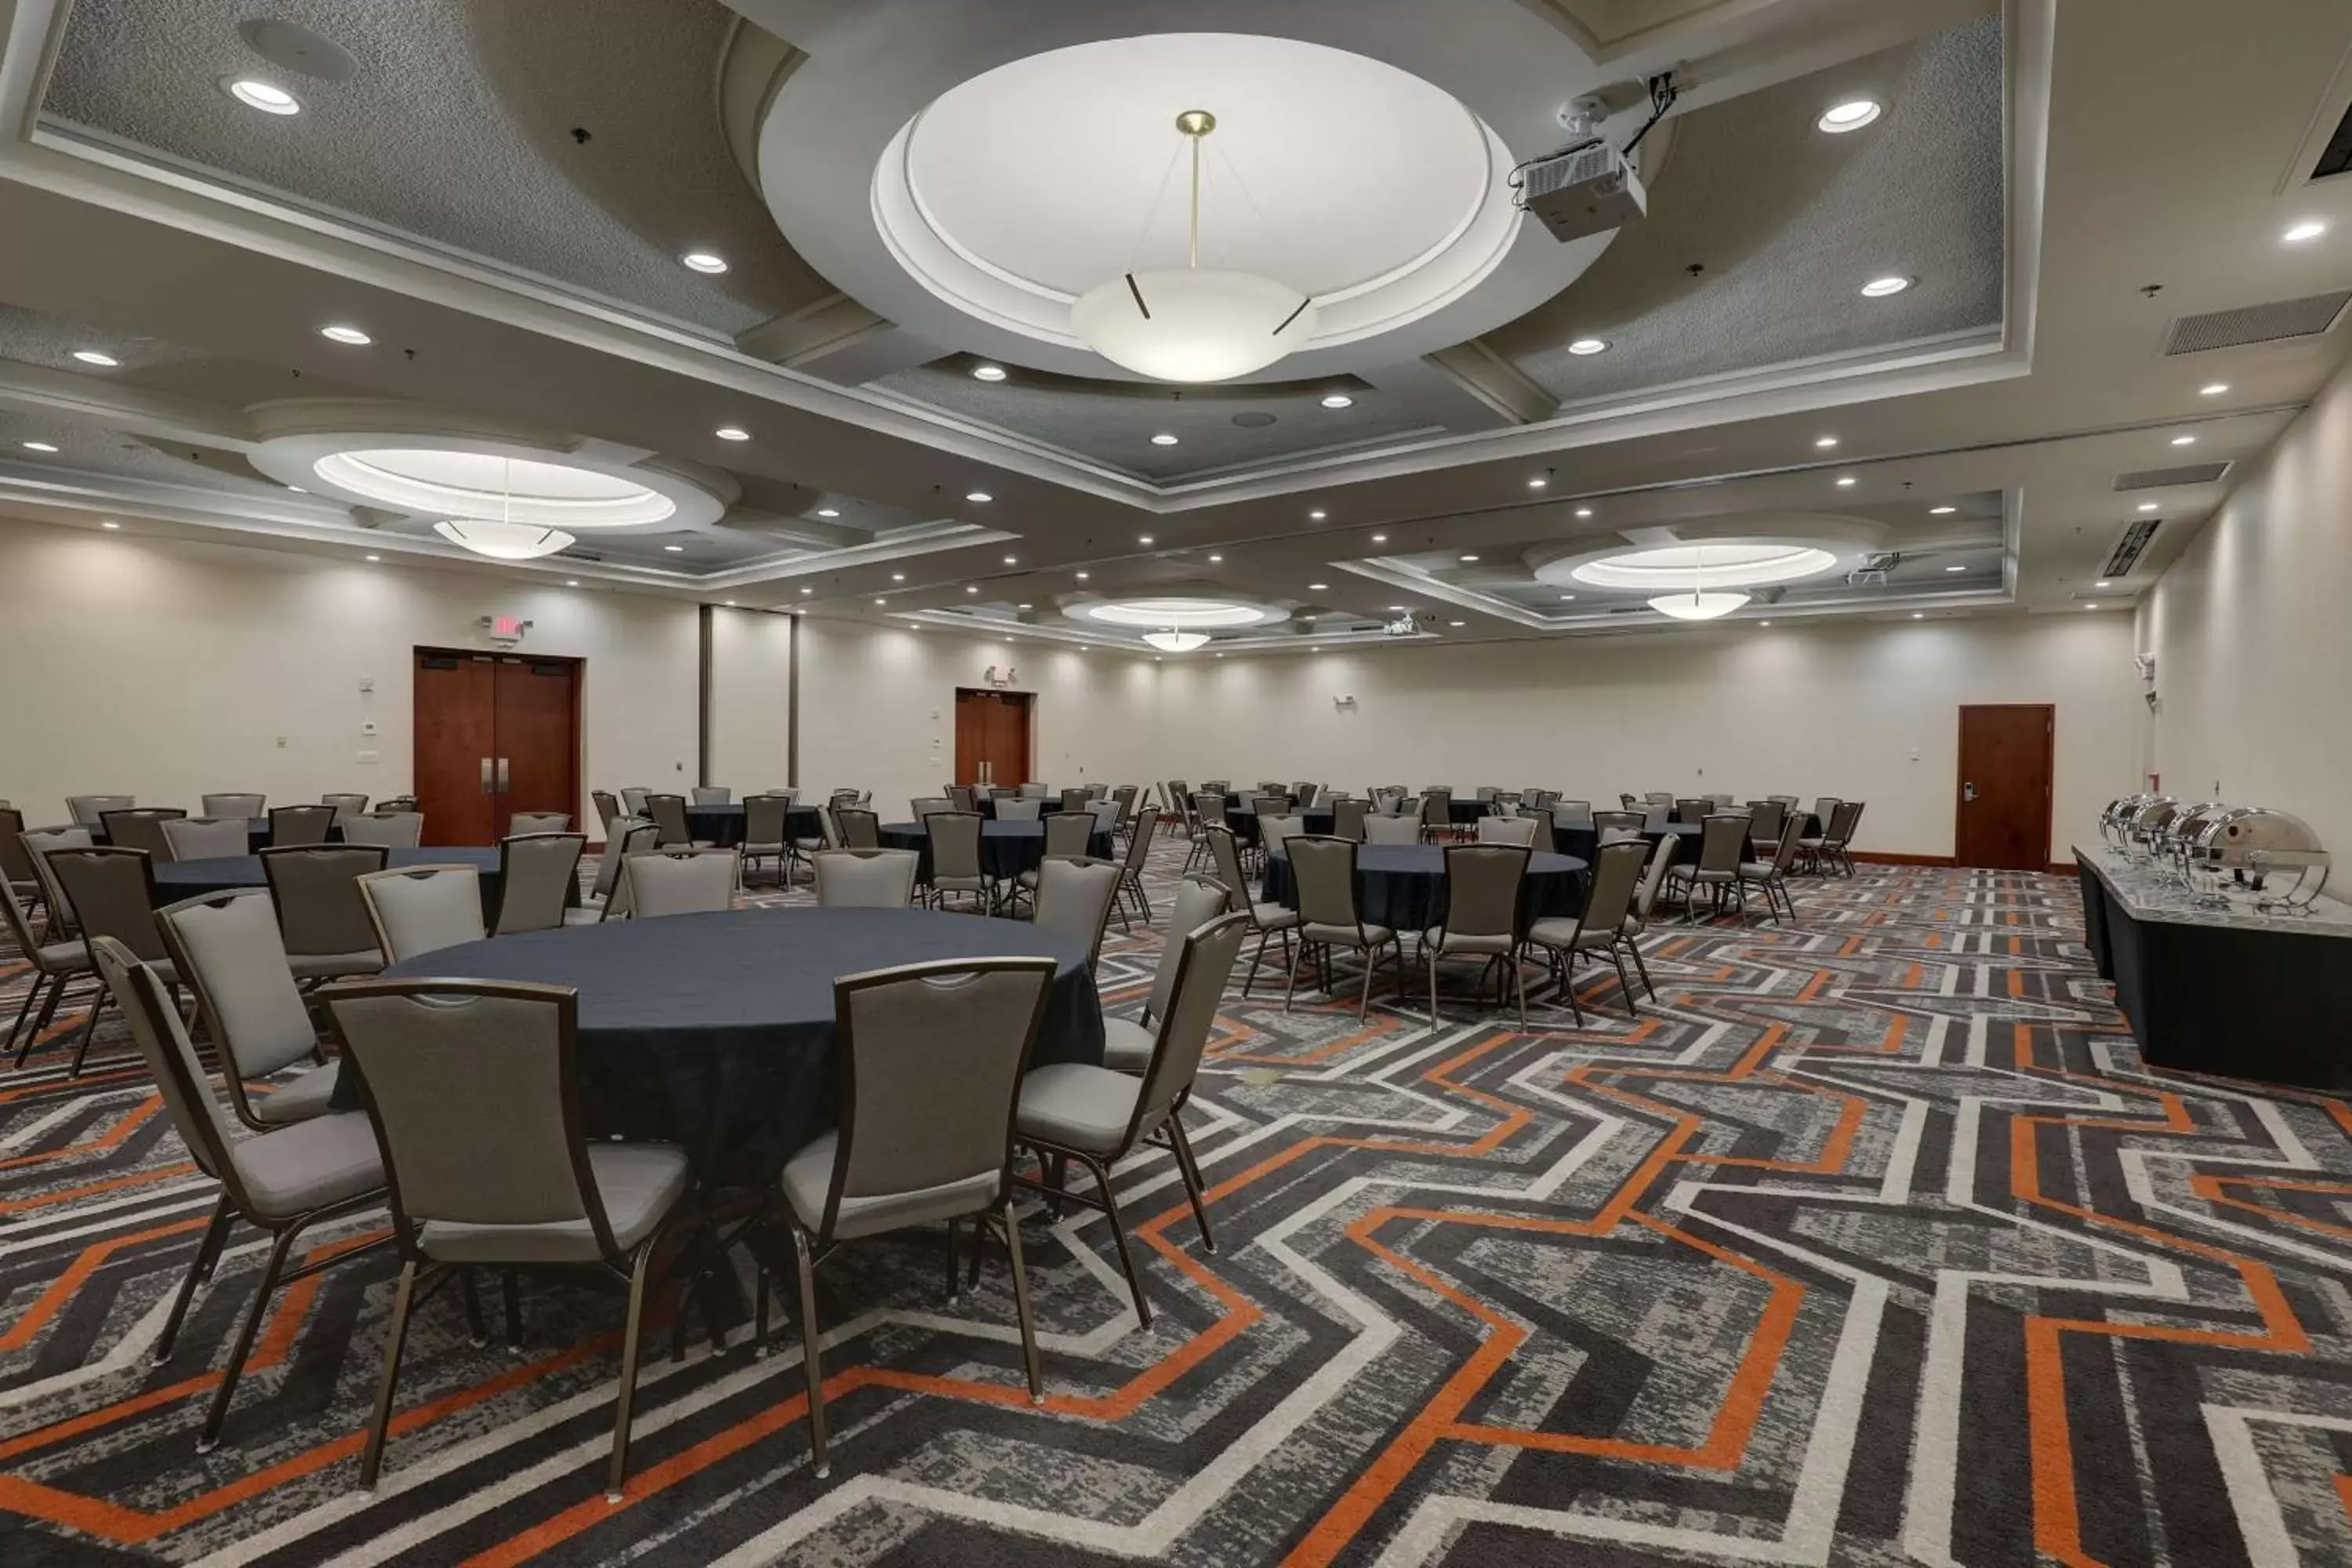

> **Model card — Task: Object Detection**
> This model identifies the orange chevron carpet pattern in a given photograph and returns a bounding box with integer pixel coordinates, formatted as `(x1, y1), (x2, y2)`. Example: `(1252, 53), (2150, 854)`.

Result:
(4, 848), (2351, 1566)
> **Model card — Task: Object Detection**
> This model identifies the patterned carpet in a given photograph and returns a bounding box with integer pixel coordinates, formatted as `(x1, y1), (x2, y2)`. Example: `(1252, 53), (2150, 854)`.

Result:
(4, 840), (2350, 1566)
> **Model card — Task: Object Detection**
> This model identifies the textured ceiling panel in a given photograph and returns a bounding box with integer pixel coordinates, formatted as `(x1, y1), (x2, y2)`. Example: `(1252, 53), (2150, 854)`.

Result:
(872, 363), (1433, 482)
(0, 303), (377, 406)
(0, 407), (285, 494)
(42, 0), (832, 336)
(1493, 16), (2005, 401)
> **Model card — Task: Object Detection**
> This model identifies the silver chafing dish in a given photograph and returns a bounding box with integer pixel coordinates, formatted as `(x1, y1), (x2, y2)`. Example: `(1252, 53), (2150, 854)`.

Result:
(2124, 796), (2181, 858)
(2101, 794), (2159, 848)
(2183, 808), (2332, 911)
(2158, 801), (2234, 875)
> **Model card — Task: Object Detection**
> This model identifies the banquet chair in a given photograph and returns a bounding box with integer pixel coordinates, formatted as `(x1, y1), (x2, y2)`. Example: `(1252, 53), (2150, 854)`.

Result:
(1185, 793), (1226, 873)
(1033, 856), (1121, 965)
(89, 938), (387, 1454)
(1102, 876), (1230, 1072)
(1593, 809), (1645, 845)
(1740, 815), (1806, 923)
(1329, 797), (1369, 841)
(620, 847), (739, 920)
(358, 865), (487, 962)
(1286, 836), (1406, 1021)
(321, 793), (370, 826)
(343, 812), (424, 850)
(570, 818), (659, 924)
(920, 811), (992, 913)
(101, 808), (186, 860)
(1259, 815), (1305, 869)
(1112, 784), (1141, 827)
(508, 811), (572, 837)
(591, 790), (621, 834)
(1746, 799), (1788, 858)
(1555, 799), (1595, 831)
(1674, 797), (1711, 826)
(1805, 800), (1864, 877)
(911, 797), (953, 821)
(260, 844), (390, 979)
(0, 804), (38, 915)
(1109, 810), (1160, 930)
(1641, 804), (1674, 833)
(157, 889), (337, 1129)
(1009, 811), (1098, 917)
(1201, 780), (1232, 797)
(835, 806), (881, 850)
(1797, 798), (1842, 871)
(1644, 792), (1676, 811)
(619, 787), (652, 815)
(164, 816), (254, 861)
(1618, 834), (1680, 1000)
(21, 826), (91, 942)
(1419, 789), (1454, 844)
(1523, 807), (1558, 852)
(327, 978), (697, 1499)
(1060, 788), (1091, 813)
(67, 794), (133, 826)
(1013, 913), (1246, 1328)
(1206, 826), (1300, 997)
(1250, 793), (1288, 822)
(1089, 797), (1124, 844)
(269, 804), (338, 848)
(1523, 839), (1650, 1024)
(1767, 794), (1801, 807)
(493, 833), (586, 935)
(1474, 786), (1501, 804)
(1476, 815), (1539, 847)
(202, 793), (266, 820)
(690, 786), (731, 807)
(1664, 815), (1755, 924)
(644, 794), (704, 848)
(1018, 782), (1051, 800)
(2, 873), (96, 1068)
(49, 846), (175, 1074)
(996, 797), (1043, 823)
(1294, 782), (1319, 808)
(946, 784), (979, 813)
(1422, 843), (1530, 1026)
(741, 794), (793, 887)
(812, 848), (919, 908)
(1363, 813), (1420, 845)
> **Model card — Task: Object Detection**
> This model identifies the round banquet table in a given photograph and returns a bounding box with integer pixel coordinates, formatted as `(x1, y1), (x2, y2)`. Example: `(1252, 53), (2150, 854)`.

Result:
(366, 908), (1103, 1189)
(684, 803), (823, 848)
(148, 845), (529, 913)
(1555, 821), (1700, 865)
(879, 819), (1112, 880)
(1260, 845), (1588, 935)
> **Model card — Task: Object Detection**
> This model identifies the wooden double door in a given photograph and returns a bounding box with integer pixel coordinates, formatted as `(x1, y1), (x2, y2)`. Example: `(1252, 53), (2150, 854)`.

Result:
(412, 649), (582, 845)
(954, 688), (1033, 789)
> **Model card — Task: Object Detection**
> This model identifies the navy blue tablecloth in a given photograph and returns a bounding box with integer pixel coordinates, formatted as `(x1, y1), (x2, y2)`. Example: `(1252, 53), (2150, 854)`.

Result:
(1555, 821), (1700, 865)
(373, 908), (1104, 1186)
(880, 820), (1112, 881)
(1261, 846), (1588, 935)
(151, 845), (516, 913)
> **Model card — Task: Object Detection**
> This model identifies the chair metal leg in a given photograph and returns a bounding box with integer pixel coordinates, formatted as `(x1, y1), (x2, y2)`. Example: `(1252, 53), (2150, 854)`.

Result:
(1628, 937), (1657, 1000)
(155, 1192), (236, 1365)
(68, 989), (109, 1077)
(1076, 1150), (1151, 1329)
(1164, 1110), (1215, 1254)
(1358, 944), (1376, 1022)
(1283, 940), (1304, 1011)
(604, 1243), (658, 1501)
(1427, 945), (1440, 1027)
(359, 1258), (422, 1488)
(459, 1268), (489, 1346)
(503, 1270), (524, 1352)
(1609, 946), (1639, 1018)
(1512, 949), (1529, 1029)
(4, 971), (46, 1062)
(198, 1221), (302, 1450)
(791, 1226), (830, 1477)
(944, 1215), (962, 1301)
(997, 1200), (1045, 1406)
(1242, 928), (1271, 997)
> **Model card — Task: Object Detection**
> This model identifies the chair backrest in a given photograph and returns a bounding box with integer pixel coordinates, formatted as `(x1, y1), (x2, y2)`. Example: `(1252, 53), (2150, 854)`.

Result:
(1580, 838), (1652, 935)
(1674, 797), (1710, 826)
(1191, 792), (1226, 830)
(1768, 812), (1806, 873)
(326, 980), (617, 1256)
(947, 785), (978, 812)
(1644, 791), (1675, 808)
(1205, 826), (1254, 914)
(622, 848), (739, 919)
(1089, 800), (1123, 838)
(156, 890), (318, 1083)
(742, 794), (791, 848)
(163, 816), (253, 861)
(1419, 790), (1450, 829)
(911, 797), (953, 820)
(996, 797), (1042, 822)
(1261, 815), (1308, 862)
(1633, 833), (1680, 920)
(89, 938), (241, 1190)
(836, 806), (881, 849)
(1294, 782), (1319, 807)
(1363, 814), (1420, 844)
(918, 811), (980, 880)
(260, 843), (389, 956)
(813, 848), (920, 908)
(690, 786), (731, 807)
(1200, 780), (1231, 796)
(1145, 877), (1232, 1024)
(1250, 794), (1287, 819)
(343, 811), (424, 849)
(1473, 786), (1500, 803)
(100, 808), (185, 859)
(67, 794), (134, 826)
(591, 789), (621, 830)
(321, 793), (370, 825)
(1018, 782), (1049, 800)
(1287, 836), (1366, 935)
(1555, 799), (1595, 829)
(1442, 844), (1528, 942)
(1522, 807), (1556, 851)
(202, 793), (266, 819)
(1748, 799), (1788, 843)
(644, 794), (692, 846)
(1127, 913), (1250, 1144)
(1809, 797), (1842, 832)
(1826, 799), (1864, 846)
(813, 957), (1056, 1243)
(494, 833), (585, 935)
(1034, 857), (1121, 964)
(358, 865), (486, 962)
(49, 847), (163, 958)
(758, 787), (800, 807)
(619, 787), (651, 815)
(1767, 794), (1800, 807)
(1112, 808), (1156, 873)
(509, 811), (572, 837)
(592, 820), (661, 913)
(1476, 815), (1538, 846)
(1060, 788), (1091, 813)
(0, 805), (29, 887)
(1695, 814), (1751, 873)
(1642, 806), (1673, 833)
(1332, 797), (1370, 841)
(269, 803), (338, 848)
(1044, 811), (1095, 858)
(1593, 809), (1643, 844)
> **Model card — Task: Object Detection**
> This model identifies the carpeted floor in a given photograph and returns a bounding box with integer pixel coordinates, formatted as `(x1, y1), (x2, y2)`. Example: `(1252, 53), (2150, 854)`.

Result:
(3, 838), (2350, 1566)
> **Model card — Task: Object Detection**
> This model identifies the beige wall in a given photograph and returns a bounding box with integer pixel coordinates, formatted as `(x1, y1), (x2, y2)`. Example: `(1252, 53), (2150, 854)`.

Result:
(706, 606), (793, 792)
(2143, 350), (2352, 859)
(1156, 615), (2145, 860)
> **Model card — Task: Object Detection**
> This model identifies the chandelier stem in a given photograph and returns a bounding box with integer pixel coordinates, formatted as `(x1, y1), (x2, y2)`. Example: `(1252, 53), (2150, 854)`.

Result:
(1175, 109), (1216, 270)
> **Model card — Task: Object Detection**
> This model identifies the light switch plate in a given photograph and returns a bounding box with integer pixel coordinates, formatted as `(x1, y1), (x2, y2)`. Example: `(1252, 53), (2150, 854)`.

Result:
(359, 720), (378, 736)
(357, 749), (379, 764)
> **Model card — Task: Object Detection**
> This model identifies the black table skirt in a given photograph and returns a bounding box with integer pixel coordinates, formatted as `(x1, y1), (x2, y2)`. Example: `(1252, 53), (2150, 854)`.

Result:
(151, 845), (530, 916)
(372, 908), (1104, 1187)
(1261, 846), (1589, 935)
(879, 821), (1112, 881)
(685, 804), (823, 848)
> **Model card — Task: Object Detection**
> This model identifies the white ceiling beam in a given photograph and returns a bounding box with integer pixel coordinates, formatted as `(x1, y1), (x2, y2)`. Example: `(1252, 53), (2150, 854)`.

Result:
(0, 360), (255, 448)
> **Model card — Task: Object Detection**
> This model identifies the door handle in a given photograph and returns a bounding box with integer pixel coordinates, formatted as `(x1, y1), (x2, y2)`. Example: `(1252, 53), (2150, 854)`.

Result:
(1962, 782), (1979, 803)
(480, 757), (494, 793)
(496, 757), (510, 793)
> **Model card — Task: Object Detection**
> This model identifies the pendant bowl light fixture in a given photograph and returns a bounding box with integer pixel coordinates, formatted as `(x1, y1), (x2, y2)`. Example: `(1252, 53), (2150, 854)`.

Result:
(1072, 111), (1317, 383)
(1142, 628), (1211, 653)
(1646, 544), (1750, 621)
(432, 457), (575, 561)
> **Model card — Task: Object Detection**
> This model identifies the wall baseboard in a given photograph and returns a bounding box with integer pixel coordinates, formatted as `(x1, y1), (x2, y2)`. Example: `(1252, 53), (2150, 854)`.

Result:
(1850, 851), (1958, 867)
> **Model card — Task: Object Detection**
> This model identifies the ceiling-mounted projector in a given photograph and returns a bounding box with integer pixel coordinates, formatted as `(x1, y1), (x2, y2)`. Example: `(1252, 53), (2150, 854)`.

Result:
(1516, 140), (1647, 243)
(1384, 614), (1421, 637)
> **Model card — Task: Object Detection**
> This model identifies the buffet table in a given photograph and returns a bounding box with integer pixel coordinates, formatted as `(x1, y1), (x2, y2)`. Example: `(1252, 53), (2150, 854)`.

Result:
(2074, 845), (2352, 1090)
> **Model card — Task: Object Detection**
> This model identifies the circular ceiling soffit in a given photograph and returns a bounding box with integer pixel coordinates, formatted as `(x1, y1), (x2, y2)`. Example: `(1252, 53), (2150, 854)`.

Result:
(1063, 593), (1290, 633)
(1528, 517), (1888, 594)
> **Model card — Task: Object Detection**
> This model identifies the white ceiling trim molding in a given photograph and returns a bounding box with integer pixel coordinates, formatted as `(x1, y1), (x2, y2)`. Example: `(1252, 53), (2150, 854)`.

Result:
(0, 358), (258, 449)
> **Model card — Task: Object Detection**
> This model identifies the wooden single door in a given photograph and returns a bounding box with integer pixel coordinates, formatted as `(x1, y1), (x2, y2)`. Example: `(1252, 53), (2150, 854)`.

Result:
(412, 648), (583, 845)
(1955, 703), (2053, 871)
(953, 688), (1032, 789)
(493, 656), (581, 833)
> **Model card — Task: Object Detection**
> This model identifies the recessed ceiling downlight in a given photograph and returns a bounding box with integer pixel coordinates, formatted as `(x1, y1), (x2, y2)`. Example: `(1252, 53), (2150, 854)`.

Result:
(433, 519), (574, 560)
(680, 251), (729, 274)
(72, 350), (120, 367)
(1817, 98), (1882, 133)
(1860, 275), (1913, 298)
(225, 78), (300, 114)
(1566, 338), (1609, 356)
(319, 325), (371, 344)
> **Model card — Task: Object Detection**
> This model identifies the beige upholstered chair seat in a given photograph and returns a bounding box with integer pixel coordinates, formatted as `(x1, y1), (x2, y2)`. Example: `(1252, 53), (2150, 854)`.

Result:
(419, 1143), (688, 1265)
(1099, 1014), (1155, 1072)
(230, 1112), (386, 1217)
(1013, 1062), (1149, 1156)
(250, 1068), (342, 1126)
(287, 948), (383, 981)
(781, 1131), (1001, 1241)
(1250, 901), (1303, 930)
(27, 936), (89, 971)
(1301, 918), (1392, 946)
(1526, 915), (1616, 953)
(1419, 924), (1516, 956)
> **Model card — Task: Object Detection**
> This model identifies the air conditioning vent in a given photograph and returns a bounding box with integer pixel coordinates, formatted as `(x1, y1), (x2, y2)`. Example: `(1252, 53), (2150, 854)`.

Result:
(2101, 517), (2161, 579)
(2314, 97), (2352, 180)
(554, 546), (605, 562)
(2113, 462), (2230, 491)
(2161, 290), (2350, 354)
